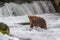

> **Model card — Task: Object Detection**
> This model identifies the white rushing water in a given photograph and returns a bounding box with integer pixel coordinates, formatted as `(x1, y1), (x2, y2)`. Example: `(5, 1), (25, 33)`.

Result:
(0, 13), (59, 40)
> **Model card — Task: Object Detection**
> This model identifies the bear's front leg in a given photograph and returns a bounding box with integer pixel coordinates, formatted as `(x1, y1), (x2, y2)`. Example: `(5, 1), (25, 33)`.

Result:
(29, 22), (33, 31)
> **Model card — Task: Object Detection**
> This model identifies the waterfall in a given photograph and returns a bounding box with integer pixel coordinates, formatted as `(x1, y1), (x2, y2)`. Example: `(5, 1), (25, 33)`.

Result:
(0, 7), (2, 17)
(39, 1), (50, 13)
(4, 3), (13, 16)
(35, 1), (45, 13)
(30, 1), (43, 14)
(0, 1), (56, 17)
(2, 6), (10, 17)
(9, 3), (24, 16)
(45, 1), (56, 13)
(9, 3), (22, 16)
(24, 3), (35, 15)
(21, 3), (33, 15)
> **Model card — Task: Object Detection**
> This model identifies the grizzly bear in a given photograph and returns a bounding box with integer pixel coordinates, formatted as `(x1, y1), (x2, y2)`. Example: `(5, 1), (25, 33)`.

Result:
(28, 16), (47, 30)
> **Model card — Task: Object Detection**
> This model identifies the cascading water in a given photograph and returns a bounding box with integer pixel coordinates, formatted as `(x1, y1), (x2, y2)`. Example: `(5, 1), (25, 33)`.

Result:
(30, 1), (43, 14)
(0, 7), (2, 17)
(39, 1), (50, 13)
(9, 3), (25, 16)
(4, 3), (13, 16)
(24, 3), (35, 15)
(0, 1), (56, 17)
(45, 1), (56, 13)
(21, 3), (33, 15)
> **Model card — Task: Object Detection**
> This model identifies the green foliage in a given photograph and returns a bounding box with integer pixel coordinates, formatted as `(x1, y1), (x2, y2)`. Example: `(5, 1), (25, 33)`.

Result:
(57, 3), (60, 13)
(0, 22), (10, 34)
(50, 0), (57, 11)
(50, 0), (60, 13)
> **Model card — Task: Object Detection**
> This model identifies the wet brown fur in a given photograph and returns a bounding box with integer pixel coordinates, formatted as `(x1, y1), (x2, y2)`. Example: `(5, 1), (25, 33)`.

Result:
(28, 16), (47, 30)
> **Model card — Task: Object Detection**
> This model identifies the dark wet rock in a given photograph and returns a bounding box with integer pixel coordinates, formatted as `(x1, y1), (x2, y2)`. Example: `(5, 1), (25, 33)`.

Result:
(0, 22), (10, 34)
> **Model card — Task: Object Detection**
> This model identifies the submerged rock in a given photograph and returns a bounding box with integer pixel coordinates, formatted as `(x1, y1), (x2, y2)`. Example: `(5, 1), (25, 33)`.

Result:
(0, 22), (10, 34)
